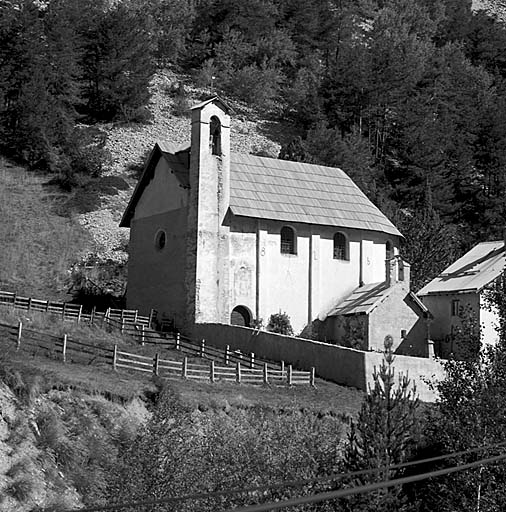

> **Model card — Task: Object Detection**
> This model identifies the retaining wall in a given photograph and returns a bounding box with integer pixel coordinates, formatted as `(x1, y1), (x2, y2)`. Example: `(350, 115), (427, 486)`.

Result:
(191, 323), (445, 401)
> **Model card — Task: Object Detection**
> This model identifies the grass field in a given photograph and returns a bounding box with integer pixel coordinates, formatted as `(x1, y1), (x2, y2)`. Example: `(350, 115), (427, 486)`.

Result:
(0, 159), (93, 300)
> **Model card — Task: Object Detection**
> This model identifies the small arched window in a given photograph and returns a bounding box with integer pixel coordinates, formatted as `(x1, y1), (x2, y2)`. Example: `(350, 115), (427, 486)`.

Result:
(209, 116), (221, 155)
(333, 232), (348, 260)
(280, 226), (296, 255)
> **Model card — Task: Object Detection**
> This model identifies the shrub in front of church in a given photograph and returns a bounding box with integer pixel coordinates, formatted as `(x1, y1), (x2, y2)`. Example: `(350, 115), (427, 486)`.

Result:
(267, 312), (293, 336)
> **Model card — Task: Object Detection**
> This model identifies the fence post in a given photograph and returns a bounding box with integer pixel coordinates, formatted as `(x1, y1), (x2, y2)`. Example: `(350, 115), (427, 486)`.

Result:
(45, 300), (49, 312)
(121, 318), (125, 334)
(225, 345), (230, 365)
(27, 297), (32, 312)
(140, 325), (145, 345)
(153, 353), (159, 376)
(287, 365), (293, 386)
(62, 334), (67, 363)
(310, 367), (315, 387)
(182, 357), (188, 378)
(90, 306), (96, 325)
(210, 361), (215, 383)
(148, 309), (155, 329)
(263, 363), (268, 385)
(134, 310), (138, 323)
(112, 344), (118, 371)
(250, 352), (255, 369)
(77, 305), (82, 324)
(16, 321), (22, 351)
(236, 362), (241, 384)
(281, 360), (285, 375)
(176, 332), (180, 350)
(200, 339), (205, 358)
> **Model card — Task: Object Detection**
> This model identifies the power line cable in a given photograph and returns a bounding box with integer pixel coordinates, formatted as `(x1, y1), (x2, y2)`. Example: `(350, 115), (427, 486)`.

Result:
(221, 451), (506, 512)
(64, 441), (506, 512)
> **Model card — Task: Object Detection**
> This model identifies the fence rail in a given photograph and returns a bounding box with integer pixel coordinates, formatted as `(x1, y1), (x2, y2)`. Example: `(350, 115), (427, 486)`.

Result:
(0, 290), (151, 329)
(0, 289), (316, 382)
(0, 321), (315, 386)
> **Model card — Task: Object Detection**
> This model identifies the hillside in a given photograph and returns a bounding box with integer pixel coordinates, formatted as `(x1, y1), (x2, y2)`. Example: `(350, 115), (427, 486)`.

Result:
(78, 70), (293, 265)
(0, 326), (362, 511)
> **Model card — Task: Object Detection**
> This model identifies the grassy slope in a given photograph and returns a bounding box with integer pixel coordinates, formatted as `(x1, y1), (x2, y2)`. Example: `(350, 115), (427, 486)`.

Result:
(0, 158), (93, 300)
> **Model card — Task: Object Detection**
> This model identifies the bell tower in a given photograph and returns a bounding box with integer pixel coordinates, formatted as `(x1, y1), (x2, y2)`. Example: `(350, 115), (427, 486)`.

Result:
(185, 96), (231, 326)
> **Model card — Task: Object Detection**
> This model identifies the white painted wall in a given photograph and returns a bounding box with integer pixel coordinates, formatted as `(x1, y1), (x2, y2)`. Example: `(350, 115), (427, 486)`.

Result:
(228, 217), (397, 334)
(134, 157), (188, 220)
(479, 293), (499, 348)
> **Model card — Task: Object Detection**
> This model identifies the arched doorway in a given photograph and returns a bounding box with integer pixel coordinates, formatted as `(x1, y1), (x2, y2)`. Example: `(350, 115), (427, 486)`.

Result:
(230, 306), (251, 327)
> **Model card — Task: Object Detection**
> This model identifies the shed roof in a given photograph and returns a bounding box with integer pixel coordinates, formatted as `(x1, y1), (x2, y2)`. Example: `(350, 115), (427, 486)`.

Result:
(120, 143), (401, 237)
(418, 241), (505, 296)
(327, 282), (391, 316)
(327, 282), (432, 318)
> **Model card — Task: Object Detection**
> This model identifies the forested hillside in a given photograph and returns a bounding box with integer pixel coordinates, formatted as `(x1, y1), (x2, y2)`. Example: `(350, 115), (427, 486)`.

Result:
(2, 0), (506, 290)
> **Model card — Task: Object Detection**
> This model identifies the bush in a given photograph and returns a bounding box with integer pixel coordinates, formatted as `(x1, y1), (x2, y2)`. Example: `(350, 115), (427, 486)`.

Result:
(172, 83), (190, 117)
(6, 475), (36, 503)
(267, 312), (294, 336)
(223, 64), (283, 108)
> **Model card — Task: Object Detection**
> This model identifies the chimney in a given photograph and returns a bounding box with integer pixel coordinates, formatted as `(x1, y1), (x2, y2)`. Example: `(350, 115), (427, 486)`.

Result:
(385, 255), (410, 289)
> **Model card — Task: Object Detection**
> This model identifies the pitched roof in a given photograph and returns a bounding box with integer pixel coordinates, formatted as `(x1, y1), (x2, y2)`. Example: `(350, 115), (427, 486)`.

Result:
(327, 282), (391, 316)
(120, 143), (190, 227)
(327, 282), (432, 318)
(191, 95), (233, 114)
(418, 241), (505, 296)
(121, 144), (402, 237)
(229, 154), (401, 236)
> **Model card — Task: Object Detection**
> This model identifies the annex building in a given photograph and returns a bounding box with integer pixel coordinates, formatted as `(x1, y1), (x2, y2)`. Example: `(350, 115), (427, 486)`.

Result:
(120, 96), (404, 335)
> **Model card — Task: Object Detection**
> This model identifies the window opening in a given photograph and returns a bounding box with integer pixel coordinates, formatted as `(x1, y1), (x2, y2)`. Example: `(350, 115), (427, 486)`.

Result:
(333, 232), (348, 260)
(155, 230), (166, 251)
(451, 299), (460, 317)
(210, 116), (221, 155)
(280, 226), (296, 255)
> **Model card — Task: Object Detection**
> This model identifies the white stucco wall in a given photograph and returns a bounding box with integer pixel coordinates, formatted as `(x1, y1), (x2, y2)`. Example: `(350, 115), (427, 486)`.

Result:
(227, 217), (397, 334)
(479, 293), (499, 348)
(134, 157), (188, 220)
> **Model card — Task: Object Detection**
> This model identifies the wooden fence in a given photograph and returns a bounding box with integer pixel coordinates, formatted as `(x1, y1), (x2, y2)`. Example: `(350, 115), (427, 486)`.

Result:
(0, 289), (317, 382)
(0, 290), (152, 329)
(0, 321), (315, 386)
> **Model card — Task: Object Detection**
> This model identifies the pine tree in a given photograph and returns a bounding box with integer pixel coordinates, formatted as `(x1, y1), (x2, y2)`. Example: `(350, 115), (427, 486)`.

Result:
(341, 336), (419, 512)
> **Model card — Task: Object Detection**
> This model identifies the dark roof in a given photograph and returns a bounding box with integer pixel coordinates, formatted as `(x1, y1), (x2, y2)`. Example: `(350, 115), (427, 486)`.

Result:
(327, 282), (391, 316)
(191, 95), (233, 114)
(229, 153), (401, 236)
(418, 241), (505, 295)
(327, 282), (432, 318)
(120, 143), (402, 237)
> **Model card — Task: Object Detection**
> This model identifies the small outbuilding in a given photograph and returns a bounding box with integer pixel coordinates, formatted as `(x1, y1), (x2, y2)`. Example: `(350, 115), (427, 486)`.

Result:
(319, 255), (433, 356)
(418, 240), (505, 357)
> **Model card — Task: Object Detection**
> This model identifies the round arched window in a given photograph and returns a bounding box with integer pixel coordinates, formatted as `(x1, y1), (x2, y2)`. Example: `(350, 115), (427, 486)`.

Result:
(155, 230), (166, 251)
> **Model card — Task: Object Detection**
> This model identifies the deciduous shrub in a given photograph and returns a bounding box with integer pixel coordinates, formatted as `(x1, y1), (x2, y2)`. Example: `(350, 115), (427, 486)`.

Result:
(267, 311), (294, 336)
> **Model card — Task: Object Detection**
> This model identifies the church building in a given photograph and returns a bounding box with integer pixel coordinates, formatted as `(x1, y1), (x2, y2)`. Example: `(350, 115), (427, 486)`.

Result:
(120, 96), (403, 334)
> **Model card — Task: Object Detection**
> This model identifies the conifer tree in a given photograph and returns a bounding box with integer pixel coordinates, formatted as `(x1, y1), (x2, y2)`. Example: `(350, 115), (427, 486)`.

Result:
(341, 335), (419, 512)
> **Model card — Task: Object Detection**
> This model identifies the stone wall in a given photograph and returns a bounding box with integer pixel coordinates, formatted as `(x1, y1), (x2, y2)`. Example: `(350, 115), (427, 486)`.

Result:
(191, 322), (446, 401)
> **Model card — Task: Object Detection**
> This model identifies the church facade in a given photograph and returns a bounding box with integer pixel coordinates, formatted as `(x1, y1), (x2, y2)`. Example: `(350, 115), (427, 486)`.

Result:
(120, 97), (402, 334)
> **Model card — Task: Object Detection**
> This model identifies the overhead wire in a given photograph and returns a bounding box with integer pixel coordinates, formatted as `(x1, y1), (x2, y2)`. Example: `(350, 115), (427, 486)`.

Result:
(63, 441), (506, 512)
(221, 451), (506, 512)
